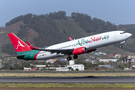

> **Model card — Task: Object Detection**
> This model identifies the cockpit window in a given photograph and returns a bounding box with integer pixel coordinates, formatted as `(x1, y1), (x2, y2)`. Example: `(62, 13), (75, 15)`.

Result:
(120, 31), (126, 34)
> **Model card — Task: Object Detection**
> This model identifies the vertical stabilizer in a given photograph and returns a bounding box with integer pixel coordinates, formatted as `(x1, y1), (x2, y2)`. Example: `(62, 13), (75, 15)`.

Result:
(8, 33), (32, 52)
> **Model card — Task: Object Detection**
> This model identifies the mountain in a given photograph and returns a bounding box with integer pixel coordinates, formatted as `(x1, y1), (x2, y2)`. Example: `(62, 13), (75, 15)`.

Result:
(117, 24), (135, 30)
(0, 11), (134, 56)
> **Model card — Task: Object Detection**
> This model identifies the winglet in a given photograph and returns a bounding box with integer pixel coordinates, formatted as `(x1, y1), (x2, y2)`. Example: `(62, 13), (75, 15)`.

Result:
(68, 36), (73, 41)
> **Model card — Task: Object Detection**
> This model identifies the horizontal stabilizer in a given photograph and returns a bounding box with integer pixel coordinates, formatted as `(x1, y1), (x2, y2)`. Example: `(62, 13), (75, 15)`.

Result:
(26, 41), (41, 49)
(17, 55), (25, 59)
(4, 55), (25, 59)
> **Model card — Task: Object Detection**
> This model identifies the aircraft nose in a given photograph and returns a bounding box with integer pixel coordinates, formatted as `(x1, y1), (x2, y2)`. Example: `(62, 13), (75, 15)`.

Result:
(126, 33), (132, 38)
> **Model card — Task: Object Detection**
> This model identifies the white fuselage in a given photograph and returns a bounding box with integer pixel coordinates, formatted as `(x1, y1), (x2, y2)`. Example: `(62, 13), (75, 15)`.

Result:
(35, 31), (132, 60)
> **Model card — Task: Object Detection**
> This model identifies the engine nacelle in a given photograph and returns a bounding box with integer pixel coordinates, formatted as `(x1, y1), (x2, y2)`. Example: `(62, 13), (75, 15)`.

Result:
(73, 47), (86, 55)
(73, 47), (96, 55)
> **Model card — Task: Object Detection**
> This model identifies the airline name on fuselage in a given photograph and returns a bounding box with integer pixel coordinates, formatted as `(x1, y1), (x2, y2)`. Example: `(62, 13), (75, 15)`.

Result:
(58, 34), (109, 49)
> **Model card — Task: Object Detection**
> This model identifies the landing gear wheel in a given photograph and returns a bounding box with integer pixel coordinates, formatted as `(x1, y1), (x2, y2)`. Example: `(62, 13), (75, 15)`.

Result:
(67, 56), (72, 61)
(120, 45), (123, 48)
(73, 55), (78, 59)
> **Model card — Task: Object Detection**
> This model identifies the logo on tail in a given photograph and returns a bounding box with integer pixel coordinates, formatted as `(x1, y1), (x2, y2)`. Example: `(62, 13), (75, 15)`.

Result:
(16, 40), (25, 49)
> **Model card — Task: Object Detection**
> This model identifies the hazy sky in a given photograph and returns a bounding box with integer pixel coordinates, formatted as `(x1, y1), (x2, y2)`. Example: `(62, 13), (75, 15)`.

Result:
(0, 0), (135, 26)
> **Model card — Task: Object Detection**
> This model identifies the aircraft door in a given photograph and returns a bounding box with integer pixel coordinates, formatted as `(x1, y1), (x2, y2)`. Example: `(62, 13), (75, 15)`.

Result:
(114, 33), (117, 39)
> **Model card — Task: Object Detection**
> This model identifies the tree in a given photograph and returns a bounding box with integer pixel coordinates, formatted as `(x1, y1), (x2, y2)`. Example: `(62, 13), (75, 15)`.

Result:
(2, 63), (9, 70)
(99, 62), (105, 65)
(54, 60), (66, 67)
(68, 67), (73, 71)
(22, 62), (30, 67)
(71, 12), (116, 33)
(2, 43), (16, 55)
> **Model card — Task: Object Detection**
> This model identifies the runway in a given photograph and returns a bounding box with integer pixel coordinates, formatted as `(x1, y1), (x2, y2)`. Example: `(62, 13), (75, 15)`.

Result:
(1, 76), (135, 83)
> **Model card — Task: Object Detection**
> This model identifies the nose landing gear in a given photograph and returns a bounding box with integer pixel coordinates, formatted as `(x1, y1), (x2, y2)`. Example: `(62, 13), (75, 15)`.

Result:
(119, 41), (125, 48)
(120, 45), (123, 48)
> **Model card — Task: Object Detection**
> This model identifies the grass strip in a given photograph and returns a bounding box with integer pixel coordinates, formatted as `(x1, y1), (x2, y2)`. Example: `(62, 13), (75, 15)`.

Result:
(0, 83), (135, 88)
(0, 73), (135, 77)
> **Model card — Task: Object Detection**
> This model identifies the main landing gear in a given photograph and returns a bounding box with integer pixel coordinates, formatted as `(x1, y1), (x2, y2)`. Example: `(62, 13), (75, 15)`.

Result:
(120, 45), (123, 48)
(67, 56), (72, 61)
(67, 55), (78, 61)
(73, 55), (78, 59)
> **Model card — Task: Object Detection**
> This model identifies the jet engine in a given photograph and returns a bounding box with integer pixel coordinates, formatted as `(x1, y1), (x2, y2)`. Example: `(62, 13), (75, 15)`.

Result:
(73, 47), (96, 55)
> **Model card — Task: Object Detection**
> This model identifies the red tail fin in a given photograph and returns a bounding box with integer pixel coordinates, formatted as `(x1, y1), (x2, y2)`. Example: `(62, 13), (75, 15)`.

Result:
(8, 33), (32, 52)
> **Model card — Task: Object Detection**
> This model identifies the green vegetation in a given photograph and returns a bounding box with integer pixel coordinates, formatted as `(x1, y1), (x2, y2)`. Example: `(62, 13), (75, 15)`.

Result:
(0, 83), (135, 88)
(2, 43), (16, 55)
(71, 12), (116, 33)
(0, 73), (135, 77)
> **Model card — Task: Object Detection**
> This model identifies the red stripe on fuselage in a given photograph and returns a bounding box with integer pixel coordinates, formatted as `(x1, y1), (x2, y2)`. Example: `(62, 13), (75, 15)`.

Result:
(34, 51), (41, 60)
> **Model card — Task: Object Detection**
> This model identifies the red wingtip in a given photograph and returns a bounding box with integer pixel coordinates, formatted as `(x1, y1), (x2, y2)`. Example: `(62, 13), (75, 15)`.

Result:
(68, 36), (73, 41)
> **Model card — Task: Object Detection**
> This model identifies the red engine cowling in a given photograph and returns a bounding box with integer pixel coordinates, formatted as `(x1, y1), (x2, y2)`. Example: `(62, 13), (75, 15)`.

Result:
(73, 47), (86, 55)
(73, 47), (96, 55)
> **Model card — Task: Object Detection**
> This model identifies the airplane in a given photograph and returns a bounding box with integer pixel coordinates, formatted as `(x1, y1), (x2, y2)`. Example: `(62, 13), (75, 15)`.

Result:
(8, 30), (132, 61)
